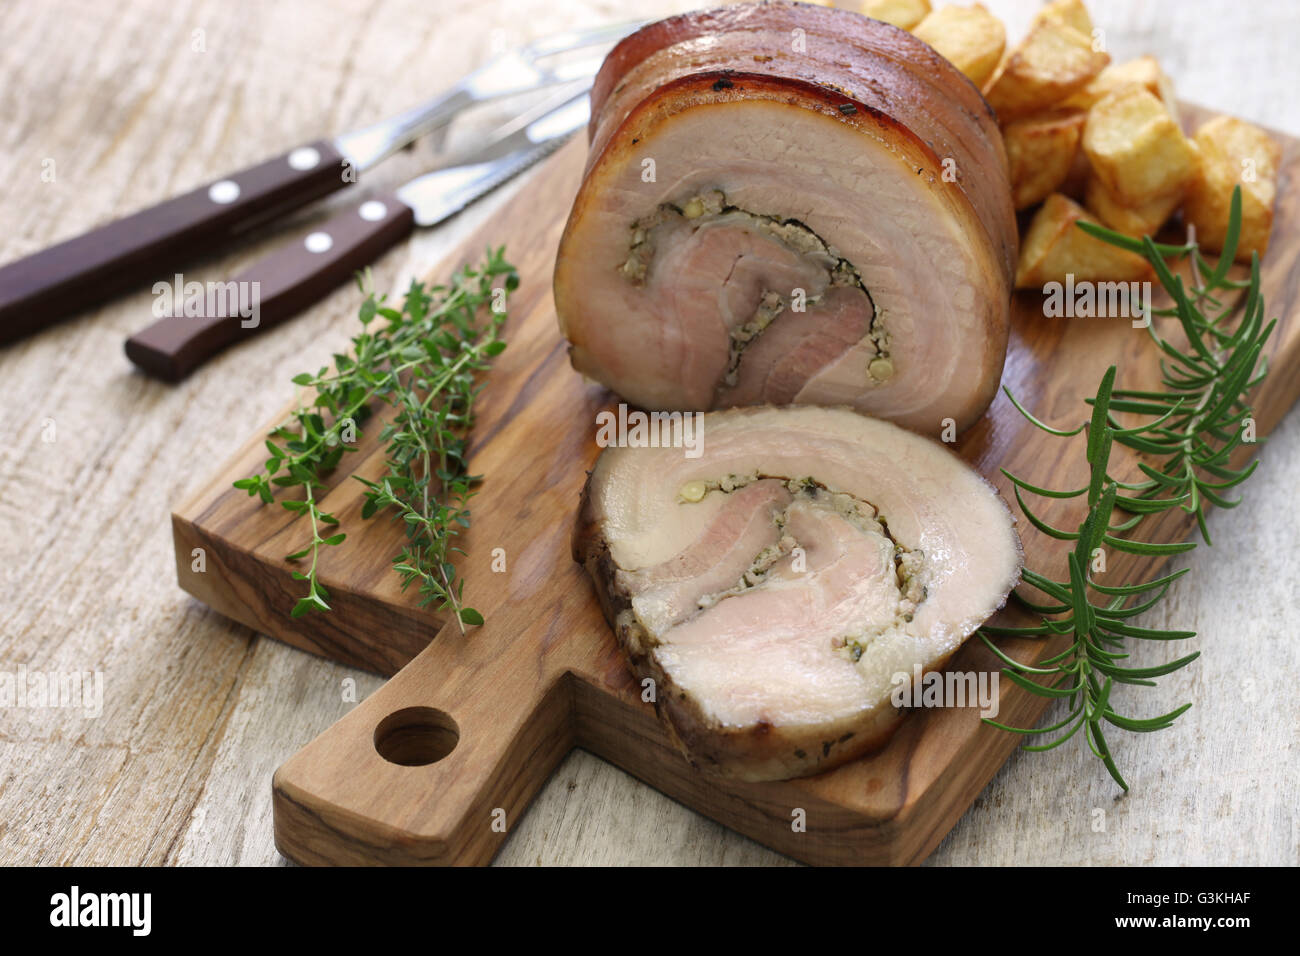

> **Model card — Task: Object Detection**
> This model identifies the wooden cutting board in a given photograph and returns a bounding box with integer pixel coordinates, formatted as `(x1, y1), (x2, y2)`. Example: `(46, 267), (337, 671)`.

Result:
(173, 104), (1300, 865)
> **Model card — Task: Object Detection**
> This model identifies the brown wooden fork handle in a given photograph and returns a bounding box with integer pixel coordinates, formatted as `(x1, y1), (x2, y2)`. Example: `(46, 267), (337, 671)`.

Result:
(0, 140), (350, 345)
(124, 192), (415, 382)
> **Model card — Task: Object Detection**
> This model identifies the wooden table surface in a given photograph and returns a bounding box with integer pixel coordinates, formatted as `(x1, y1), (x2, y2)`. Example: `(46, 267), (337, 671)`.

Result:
(1, 0), (1296, 866)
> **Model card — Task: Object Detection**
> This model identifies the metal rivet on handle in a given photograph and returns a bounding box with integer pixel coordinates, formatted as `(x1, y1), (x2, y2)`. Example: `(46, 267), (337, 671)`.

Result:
(288, 146), (322, 171)
(358, 200), (387, 222)
(208, 180), (240, 204)
(304, 231), (333, 254)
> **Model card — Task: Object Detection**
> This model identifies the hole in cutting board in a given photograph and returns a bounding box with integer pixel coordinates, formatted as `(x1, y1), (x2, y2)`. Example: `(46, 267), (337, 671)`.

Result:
(374, 707), (460, 766)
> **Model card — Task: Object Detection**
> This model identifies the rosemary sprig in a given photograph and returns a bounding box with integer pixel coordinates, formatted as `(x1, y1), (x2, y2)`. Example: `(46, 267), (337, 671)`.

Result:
(983, 188), (1274, 789)
(233, 248), (518, 630)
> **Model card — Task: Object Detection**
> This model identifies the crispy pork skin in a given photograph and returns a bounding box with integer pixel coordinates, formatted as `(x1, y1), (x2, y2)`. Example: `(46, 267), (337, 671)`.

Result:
(555, 3), (1017, 434)
(574, 406), (1022, 781)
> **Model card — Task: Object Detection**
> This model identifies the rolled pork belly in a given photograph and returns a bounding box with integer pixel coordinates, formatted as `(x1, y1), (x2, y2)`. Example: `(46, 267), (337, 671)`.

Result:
(575, 406), (1023, 781)
(554, 2), (1018, 434)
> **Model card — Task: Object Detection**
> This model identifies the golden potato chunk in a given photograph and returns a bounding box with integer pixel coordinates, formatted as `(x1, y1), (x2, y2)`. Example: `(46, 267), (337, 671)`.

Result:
(1062, 56), (1178, 119)
(1058, 145), (1092, 201)
(911, 4), (1006, 88)
(1082, 85), (1197, 206)
(985, 18), (1109, 122)
(1084, 174), (1183, 237)
(1032, 0), (1093, 36)
(1016, 193), (1151, 288)
(1003, 109), (1087, 209)
(1184, 115), (1282, 263)
(857, 0), (931, 30)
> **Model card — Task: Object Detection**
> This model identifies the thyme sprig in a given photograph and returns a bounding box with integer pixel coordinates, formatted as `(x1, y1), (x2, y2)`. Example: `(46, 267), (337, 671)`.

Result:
(233, 248), (518, 630)
(982, 188), (1274, 789)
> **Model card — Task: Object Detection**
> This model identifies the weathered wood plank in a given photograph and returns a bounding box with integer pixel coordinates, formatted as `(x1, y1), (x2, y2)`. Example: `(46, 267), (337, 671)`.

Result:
(0, 0), (1296, 868)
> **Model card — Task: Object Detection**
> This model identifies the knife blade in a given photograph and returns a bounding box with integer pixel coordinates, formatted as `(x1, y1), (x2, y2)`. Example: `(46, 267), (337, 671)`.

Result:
(0, 20), (639, 346)
(397, 93), (592, 226)
(123, 92), (591, 382)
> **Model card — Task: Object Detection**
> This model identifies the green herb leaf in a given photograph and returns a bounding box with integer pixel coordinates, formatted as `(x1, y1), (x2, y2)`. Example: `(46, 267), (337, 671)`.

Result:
(982, 187), (1271, 790)
(235, 252), (517, 633)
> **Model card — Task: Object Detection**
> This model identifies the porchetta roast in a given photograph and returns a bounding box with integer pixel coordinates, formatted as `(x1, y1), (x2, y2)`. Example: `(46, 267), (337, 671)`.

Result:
(555, 2), (1017, 433)
(575, 406), (1022, 781)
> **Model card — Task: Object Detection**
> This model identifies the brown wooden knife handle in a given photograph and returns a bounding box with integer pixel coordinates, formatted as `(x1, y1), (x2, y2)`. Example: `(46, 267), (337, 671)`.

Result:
(0, 140), (350, 345)
(124, 192), (415, 381)
(272, 615), (574, 866)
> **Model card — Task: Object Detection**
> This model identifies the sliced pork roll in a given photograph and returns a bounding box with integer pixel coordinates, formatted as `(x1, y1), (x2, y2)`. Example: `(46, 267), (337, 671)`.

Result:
(575, 406), (1022, 781)
(554, 2), (1018, 434)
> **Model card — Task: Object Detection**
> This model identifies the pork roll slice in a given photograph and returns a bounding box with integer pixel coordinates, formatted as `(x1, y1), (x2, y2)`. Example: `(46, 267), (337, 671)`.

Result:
(575, 405), (1022, 781)
(554, 3), (1017, 434)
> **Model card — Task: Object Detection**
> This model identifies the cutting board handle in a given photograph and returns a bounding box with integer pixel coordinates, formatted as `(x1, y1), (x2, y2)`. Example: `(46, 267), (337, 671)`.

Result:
(272, 618), (575, 866)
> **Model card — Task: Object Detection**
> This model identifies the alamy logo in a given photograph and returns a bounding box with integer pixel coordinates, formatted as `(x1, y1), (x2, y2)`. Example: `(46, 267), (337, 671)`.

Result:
(595, 404), (704, 459)
(890, 664), (999, 718)
(153, 274), (261, 328)
(1042, 274), (1152, 328)
(49, 886), (151, 936)
(0, 666), (102, 718)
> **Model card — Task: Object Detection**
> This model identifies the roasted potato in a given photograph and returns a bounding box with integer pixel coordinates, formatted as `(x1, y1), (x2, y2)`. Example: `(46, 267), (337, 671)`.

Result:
(984, 17), (1109, 122)
(1003, 109), (1087, 209)
(1032, 0), (1093, 37)
(1062, 55), (1179, 122)
(1084, 174), (1182, 237)
(1184, 115), (1282, 263)
(1016, 193), (1151, 288)
(857, 0), (931, 30)
(1059, 144), (1093, 201)
(911, 4), (1005, 88)
(1082, 85), (1197, 206)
